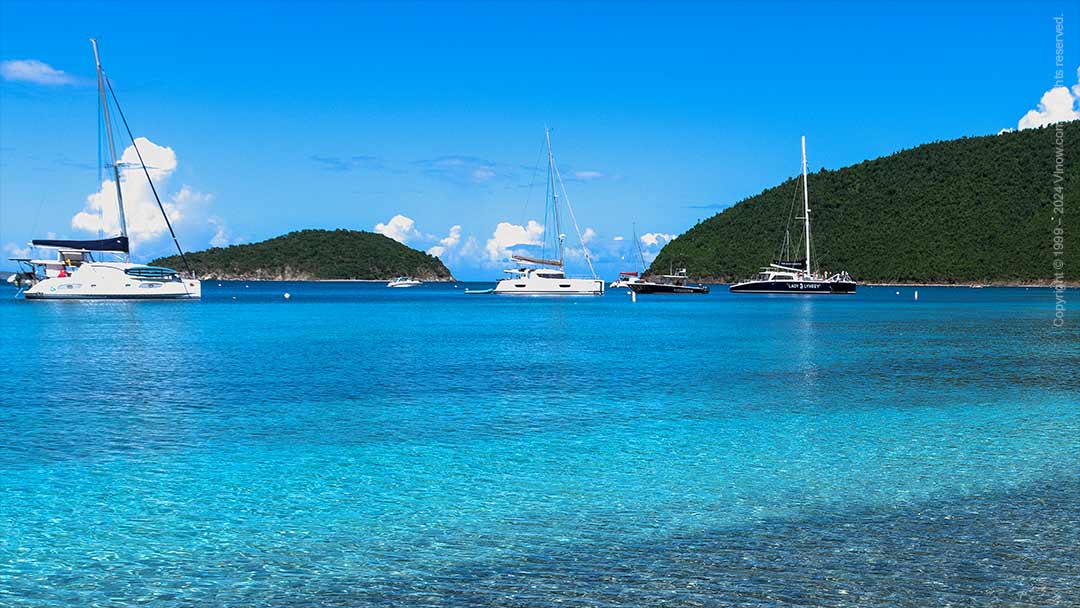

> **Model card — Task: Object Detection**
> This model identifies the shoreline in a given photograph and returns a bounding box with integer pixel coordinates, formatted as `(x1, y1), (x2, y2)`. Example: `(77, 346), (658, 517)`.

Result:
(199, 278), (1076, 288)
(694, 279), (1077, 288)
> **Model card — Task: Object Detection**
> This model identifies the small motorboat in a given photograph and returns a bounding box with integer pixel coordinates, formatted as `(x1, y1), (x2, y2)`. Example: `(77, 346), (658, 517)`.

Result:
(628, 268), (710, 294)
(387, 277), (422, 288)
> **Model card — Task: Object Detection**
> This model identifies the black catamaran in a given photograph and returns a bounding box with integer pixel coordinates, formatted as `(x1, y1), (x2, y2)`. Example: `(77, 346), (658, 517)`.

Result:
(729, 136), (856, 295)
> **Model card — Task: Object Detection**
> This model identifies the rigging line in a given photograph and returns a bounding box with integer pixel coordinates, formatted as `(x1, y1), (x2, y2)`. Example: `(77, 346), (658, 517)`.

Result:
(777, 169), (804, 263)
(551, 157), (597, 279)
(104, 76), (194, 277)
(519, 139), (545, 229)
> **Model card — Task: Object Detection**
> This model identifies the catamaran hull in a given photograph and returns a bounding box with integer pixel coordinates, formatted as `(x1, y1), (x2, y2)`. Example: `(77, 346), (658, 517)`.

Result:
(21, 265), (202, 300)
(729, 280), (856, 294)
(24, 291), (200, 300)
(494, 277), (605, 295)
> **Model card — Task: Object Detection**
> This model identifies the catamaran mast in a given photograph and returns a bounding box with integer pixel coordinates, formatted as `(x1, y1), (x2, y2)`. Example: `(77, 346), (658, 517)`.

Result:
(545, 127), (564, 265)
(91, 38), (129, 260)
(801, 135), (811, 275)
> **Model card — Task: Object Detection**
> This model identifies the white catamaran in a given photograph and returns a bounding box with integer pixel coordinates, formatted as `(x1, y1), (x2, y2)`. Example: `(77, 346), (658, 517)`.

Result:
(8, 39), (200, 300)
(729, 136), (855, 295)
(489, 129), (604, 296)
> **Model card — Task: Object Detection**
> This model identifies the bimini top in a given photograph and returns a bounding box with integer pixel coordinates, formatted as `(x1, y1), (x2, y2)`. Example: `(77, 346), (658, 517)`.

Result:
(31, 236), (129, 253)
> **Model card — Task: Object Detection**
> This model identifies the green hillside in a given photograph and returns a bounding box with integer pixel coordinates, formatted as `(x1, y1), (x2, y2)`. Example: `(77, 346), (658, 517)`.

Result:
(151, 229), (454, 281)
(652, 123), (1079, 284)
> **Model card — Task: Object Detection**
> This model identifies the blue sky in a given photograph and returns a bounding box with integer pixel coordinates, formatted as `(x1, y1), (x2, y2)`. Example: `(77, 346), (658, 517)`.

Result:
(1, 0), (1077, 279)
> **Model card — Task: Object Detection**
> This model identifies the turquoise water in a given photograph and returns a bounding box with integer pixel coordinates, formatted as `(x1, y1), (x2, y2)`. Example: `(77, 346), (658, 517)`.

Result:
(1, 283), (1077, 606)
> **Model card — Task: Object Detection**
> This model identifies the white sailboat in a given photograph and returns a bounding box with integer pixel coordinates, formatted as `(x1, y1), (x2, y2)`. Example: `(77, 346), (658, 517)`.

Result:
(609, 223), (647, 289)
(9, 39), (200, 300)
(491, 129), (604, 296)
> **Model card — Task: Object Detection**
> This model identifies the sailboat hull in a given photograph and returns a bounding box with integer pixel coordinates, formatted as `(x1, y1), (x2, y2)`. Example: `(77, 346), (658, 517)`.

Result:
(729, 279), (856, 294)
(493, 276), (604, 295)
(22, 263), (202, 300)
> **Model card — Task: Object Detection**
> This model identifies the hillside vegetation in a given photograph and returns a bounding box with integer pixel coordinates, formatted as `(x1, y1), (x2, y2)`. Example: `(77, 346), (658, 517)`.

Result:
(151, 229), (454, 281)
(651, 123), (1079, 283)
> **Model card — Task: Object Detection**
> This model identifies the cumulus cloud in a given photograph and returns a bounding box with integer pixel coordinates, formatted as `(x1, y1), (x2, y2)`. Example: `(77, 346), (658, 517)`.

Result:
(71, 137), (218, 249)
(613, 235), (625, 241)
(427, 224), (462, 258)
(1018, 67), (1080, 130)
(208, 216), (233, 248)
(485, 220), (544, 261)
(374, 214), (421, 244)
(1, 59), (82, 85)
(581, 227), (597, 243)
(640, 232), (675, 248)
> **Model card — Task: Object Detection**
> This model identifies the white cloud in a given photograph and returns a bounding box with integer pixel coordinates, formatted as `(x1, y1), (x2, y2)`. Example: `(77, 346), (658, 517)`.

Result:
(427, 224), (462, 258)
(1018, 67), (1080, 130)
(71, 137), (216, 249)
(4, 242), (30, 258)
(208, 216), (233, 247)
(471, 167), (496, 182)
(640, 232), (675, 248)
(374, 214), (421, 243)
(573, 170), (604, 181)
(581, 227), (597, 243)
(417, 156), (502, 185)
(0, 59), (81, 85)
(485, 220), (544, 261)
(613, 235), (625, 241)
(440, 224), (462, 248)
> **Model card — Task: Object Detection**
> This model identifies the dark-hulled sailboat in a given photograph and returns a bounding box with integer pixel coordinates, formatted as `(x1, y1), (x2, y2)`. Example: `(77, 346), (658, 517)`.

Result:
(729, 136), (856, 295)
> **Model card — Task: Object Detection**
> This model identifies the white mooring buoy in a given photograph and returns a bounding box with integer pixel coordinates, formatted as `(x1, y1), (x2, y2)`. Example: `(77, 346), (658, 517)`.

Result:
(284, 292), (291, 300)
(914, 290), (919, 301)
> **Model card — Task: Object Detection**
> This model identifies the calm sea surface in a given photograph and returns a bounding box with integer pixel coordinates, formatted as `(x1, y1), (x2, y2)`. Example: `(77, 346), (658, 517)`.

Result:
(1, 282), (1077, 607)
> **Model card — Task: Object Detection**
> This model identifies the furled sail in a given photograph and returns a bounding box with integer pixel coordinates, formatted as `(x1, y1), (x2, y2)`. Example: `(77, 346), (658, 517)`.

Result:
(512, 254), (563, 267)
(775, 259), (806, 269)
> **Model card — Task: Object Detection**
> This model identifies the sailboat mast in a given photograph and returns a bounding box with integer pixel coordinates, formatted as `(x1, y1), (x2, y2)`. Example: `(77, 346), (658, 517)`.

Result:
(633, 222), (647, 273)
(545, 127), (563, 265)
(91, 38), (129, 259)
(801, 135), (811, 275)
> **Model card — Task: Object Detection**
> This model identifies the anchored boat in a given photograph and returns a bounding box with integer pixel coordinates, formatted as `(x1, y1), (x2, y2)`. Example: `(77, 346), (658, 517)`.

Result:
(487, 129), (604, 296)
(9, 39), (200, 300)
(610, 223), (648, 289)
(730, 136), (856, 295)
(628, 267), (710, 295)
(387, 277), (423, 288)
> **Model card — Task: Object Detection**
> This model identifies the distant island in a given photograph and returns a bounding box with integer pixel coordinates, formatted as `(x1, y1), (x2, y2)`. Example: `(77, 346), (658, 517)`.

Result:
(151, 229), (454, 281)
(653, 122), (1078, 285)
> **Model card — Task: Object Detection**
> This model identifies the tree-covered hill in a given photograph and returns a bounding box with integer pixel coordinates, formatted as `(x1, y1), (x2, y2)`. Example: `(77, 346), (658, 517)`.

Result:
(151, 229), (454, 281)
(652, 123), (1079, 284)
